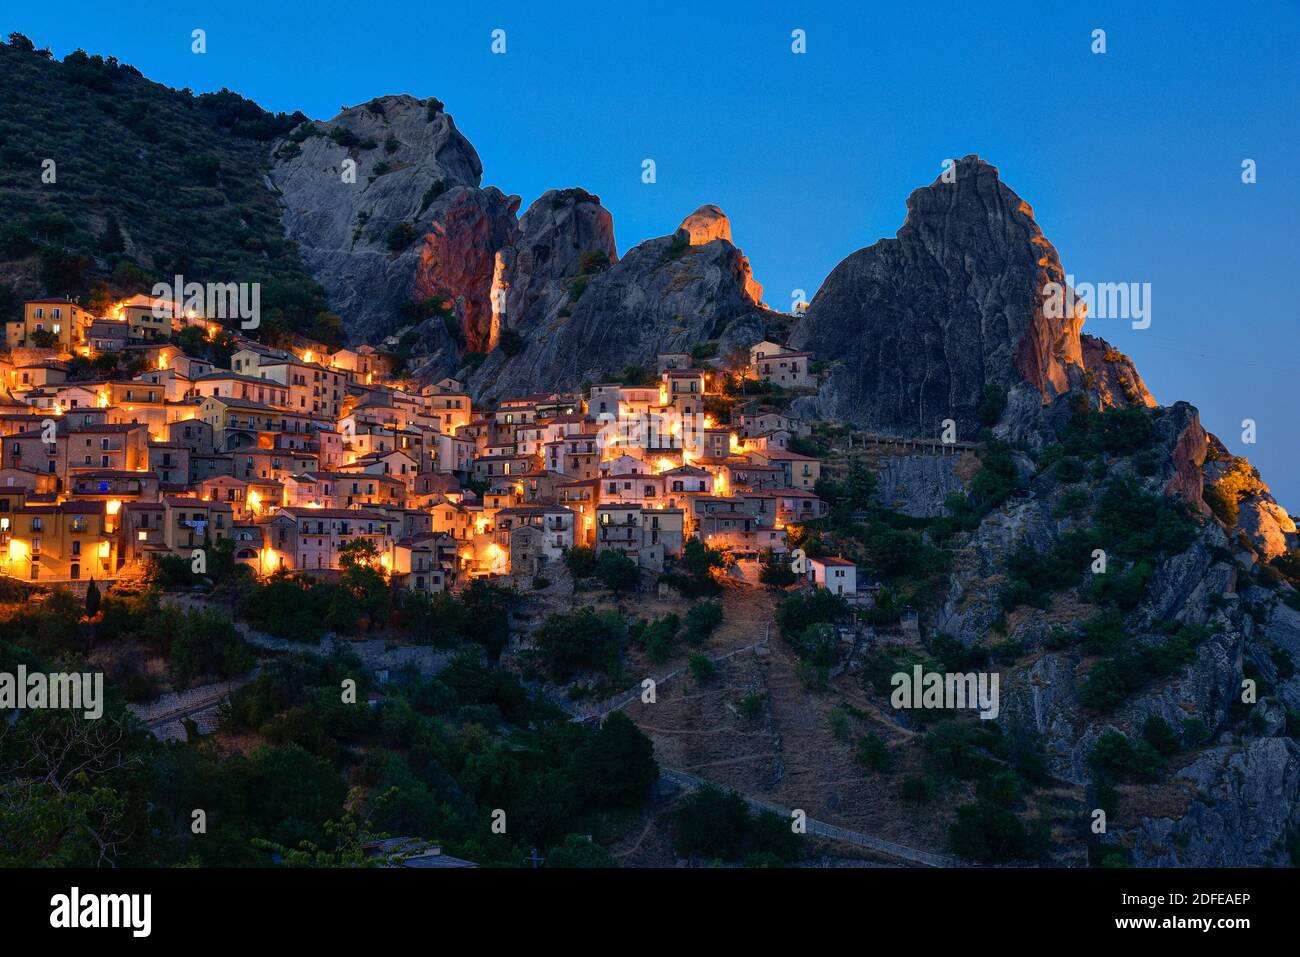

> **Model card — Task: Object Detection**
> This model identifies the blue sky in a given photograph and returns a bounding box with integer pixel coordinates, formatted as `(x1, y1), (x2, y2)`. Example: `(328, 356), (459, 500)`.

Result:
(10, 1), (1300, 508)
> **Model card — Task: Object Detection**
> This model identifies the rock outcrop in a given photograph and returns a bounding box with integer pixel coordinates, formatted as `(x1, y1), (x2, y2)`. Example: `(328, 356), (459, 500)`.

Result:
(790, 156), (1087, 440)
(269, 94), (502, 345)
(445, 206), (773, 401)
(413, 185), (520, 352)
(1080, 334), (1156, 410)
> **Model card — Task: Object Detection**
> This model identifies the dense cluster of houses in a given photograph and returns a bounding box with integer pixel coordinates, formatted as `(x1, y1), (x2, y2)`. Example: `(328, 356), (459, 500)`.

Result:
(0, 296), (859, 597)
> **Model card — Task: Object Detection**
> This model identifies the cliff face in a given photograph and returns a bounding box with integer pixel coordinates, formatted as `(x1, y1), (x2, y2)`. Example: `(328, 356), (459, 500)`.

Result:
(269, 95), (499, 345)
(413, 185), (520, 352)
(790, 156), (1090, 441)
(438, 202), (772, 401)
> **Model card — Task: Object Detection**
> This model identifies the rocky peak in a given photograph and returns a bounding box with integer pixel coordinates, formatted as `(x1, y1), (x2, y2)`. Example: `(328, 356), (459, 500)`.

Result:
(673, 203), (764, 306)
(791, 155), (1088, 440)
(676, 204), (733, 245)
(269, 95), (491, 344)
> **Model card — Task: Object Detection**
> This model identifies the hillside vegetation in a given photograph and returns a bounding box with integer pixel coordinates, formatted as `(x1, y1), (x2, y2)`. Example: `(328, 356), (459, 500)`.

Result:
(0, 34), (341, 344)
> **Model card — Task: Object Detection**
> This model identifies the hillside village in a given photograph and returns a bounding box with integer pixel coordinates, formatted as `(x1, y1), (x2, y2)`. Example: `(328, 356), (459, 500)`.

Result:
(0, 294), (855, 598)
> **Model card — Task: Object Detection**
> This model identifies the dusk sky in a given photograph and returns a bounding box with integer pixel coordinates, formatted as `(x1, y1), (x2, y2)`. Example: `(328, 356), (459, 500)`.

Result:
(9, 0), (1298, 507)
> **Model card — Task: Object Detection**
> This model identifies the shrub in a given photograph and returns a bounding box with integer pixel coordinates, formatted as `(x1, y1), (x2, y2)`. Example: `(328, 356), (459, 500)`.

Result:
(497, 327), (524, 356)
(689, 654), (717, 683)
(672, 786), (751, 860)
(1088, 730), (1163, 782)
(534, 607), (627, 682)
(1142, 715), (1181, 756)
(900, 775), (935, 803)
(827, 707), (852, 741)
(1054, 456), (1086, 483)
(386, 222), (417, 251)
(562, 546), (597, 578)
(949, 800), (1046, 862)
(683, 600), (723, 643)
(977, 383), (1008, 427)
(856, 732), (892, 772)
(595, 549), (639, 594)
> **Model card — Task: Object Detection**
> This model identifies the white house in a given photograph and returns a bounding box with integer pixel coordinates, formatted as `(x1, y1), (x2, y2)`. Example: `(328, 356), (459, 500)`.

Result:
(809, 556), (856, 596)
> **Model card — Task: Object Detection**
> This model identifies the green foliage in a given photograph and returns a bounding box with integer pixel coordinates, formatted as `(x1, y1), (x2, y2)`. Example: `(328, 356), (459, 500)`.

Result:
(594, 549), (639, 594)
(562, 545), (597, 578)
(497, 327), (524, 356)
(574, 712), (657, 808)
(948, 800), (1046, 863)
(1088, 730), (1163, 782)
(386, 222), (417, 251)
(660, 539), (725, 596)
(689, 654), (717, 682)
(0, 42), (330, 342)
(977, 383), (1008, 427)
(682, 600), (723, 643)
(1059, 405), (1155, 459)
(856, 732), (892, 772)
(630, 613), (680, 663)
(545, 834), (616, 868)
(777, 588), (850, 643)
(534, 607), (627, 682)
(1079, 623), (1212, 711)
(759, 549), (798, 589)
(1142, 715), (1181, 757)
(900, 775), (936, 803)
(168, 607), (255, 688)
(1053, 456), (1086, 483)
(672, 787), (804, 865)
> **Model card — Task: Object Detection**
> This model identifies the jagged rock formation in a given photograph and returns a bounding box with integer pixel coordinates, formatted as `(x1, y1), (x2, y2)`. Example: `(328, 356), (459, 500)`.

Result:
(269, 94), (499, 345)
(414, 185), (520, 352)
(271, 101), (776, 397)
(791, 156), (1104, 442)
(440, 201), (772, 401)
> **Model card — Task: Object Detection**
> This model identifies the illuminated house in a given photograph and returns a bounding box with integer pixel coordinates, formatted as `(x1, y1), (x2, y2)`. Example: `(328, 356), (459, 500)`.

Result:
(753, 350), (814, 388)
(595, 503), (684, 571)
(391, 534), (451, 594)
(266, 507), (398, 572)
(4, 500), (118, 581)
(116, 294), (180, 341)
(198, 395), (285, 451)
(7, 298), (96, 351)
(751, 448), (821, 490)
(161, 497), (233, 554)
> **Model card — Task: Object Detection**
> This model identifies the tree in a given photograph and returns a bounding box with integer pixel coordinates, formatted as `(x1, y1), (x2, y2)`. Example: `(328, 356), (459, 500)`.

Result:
(948, 800), (1045, 863)
(595, 549), (639, 594)
(759, 550), (798, 589)
(574, 712), (657, 808)
(777, 588), (849, 642)
(84, 578), (100, 617)
(673, 786), (751, 861)
(534, 607), (626, 682)
(681, 538), (726, 579)
(98, 214), (126, 255)
(176, 325), (208, 357)
(545, 834), (615, 868)
(563, 545), (597, 578)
